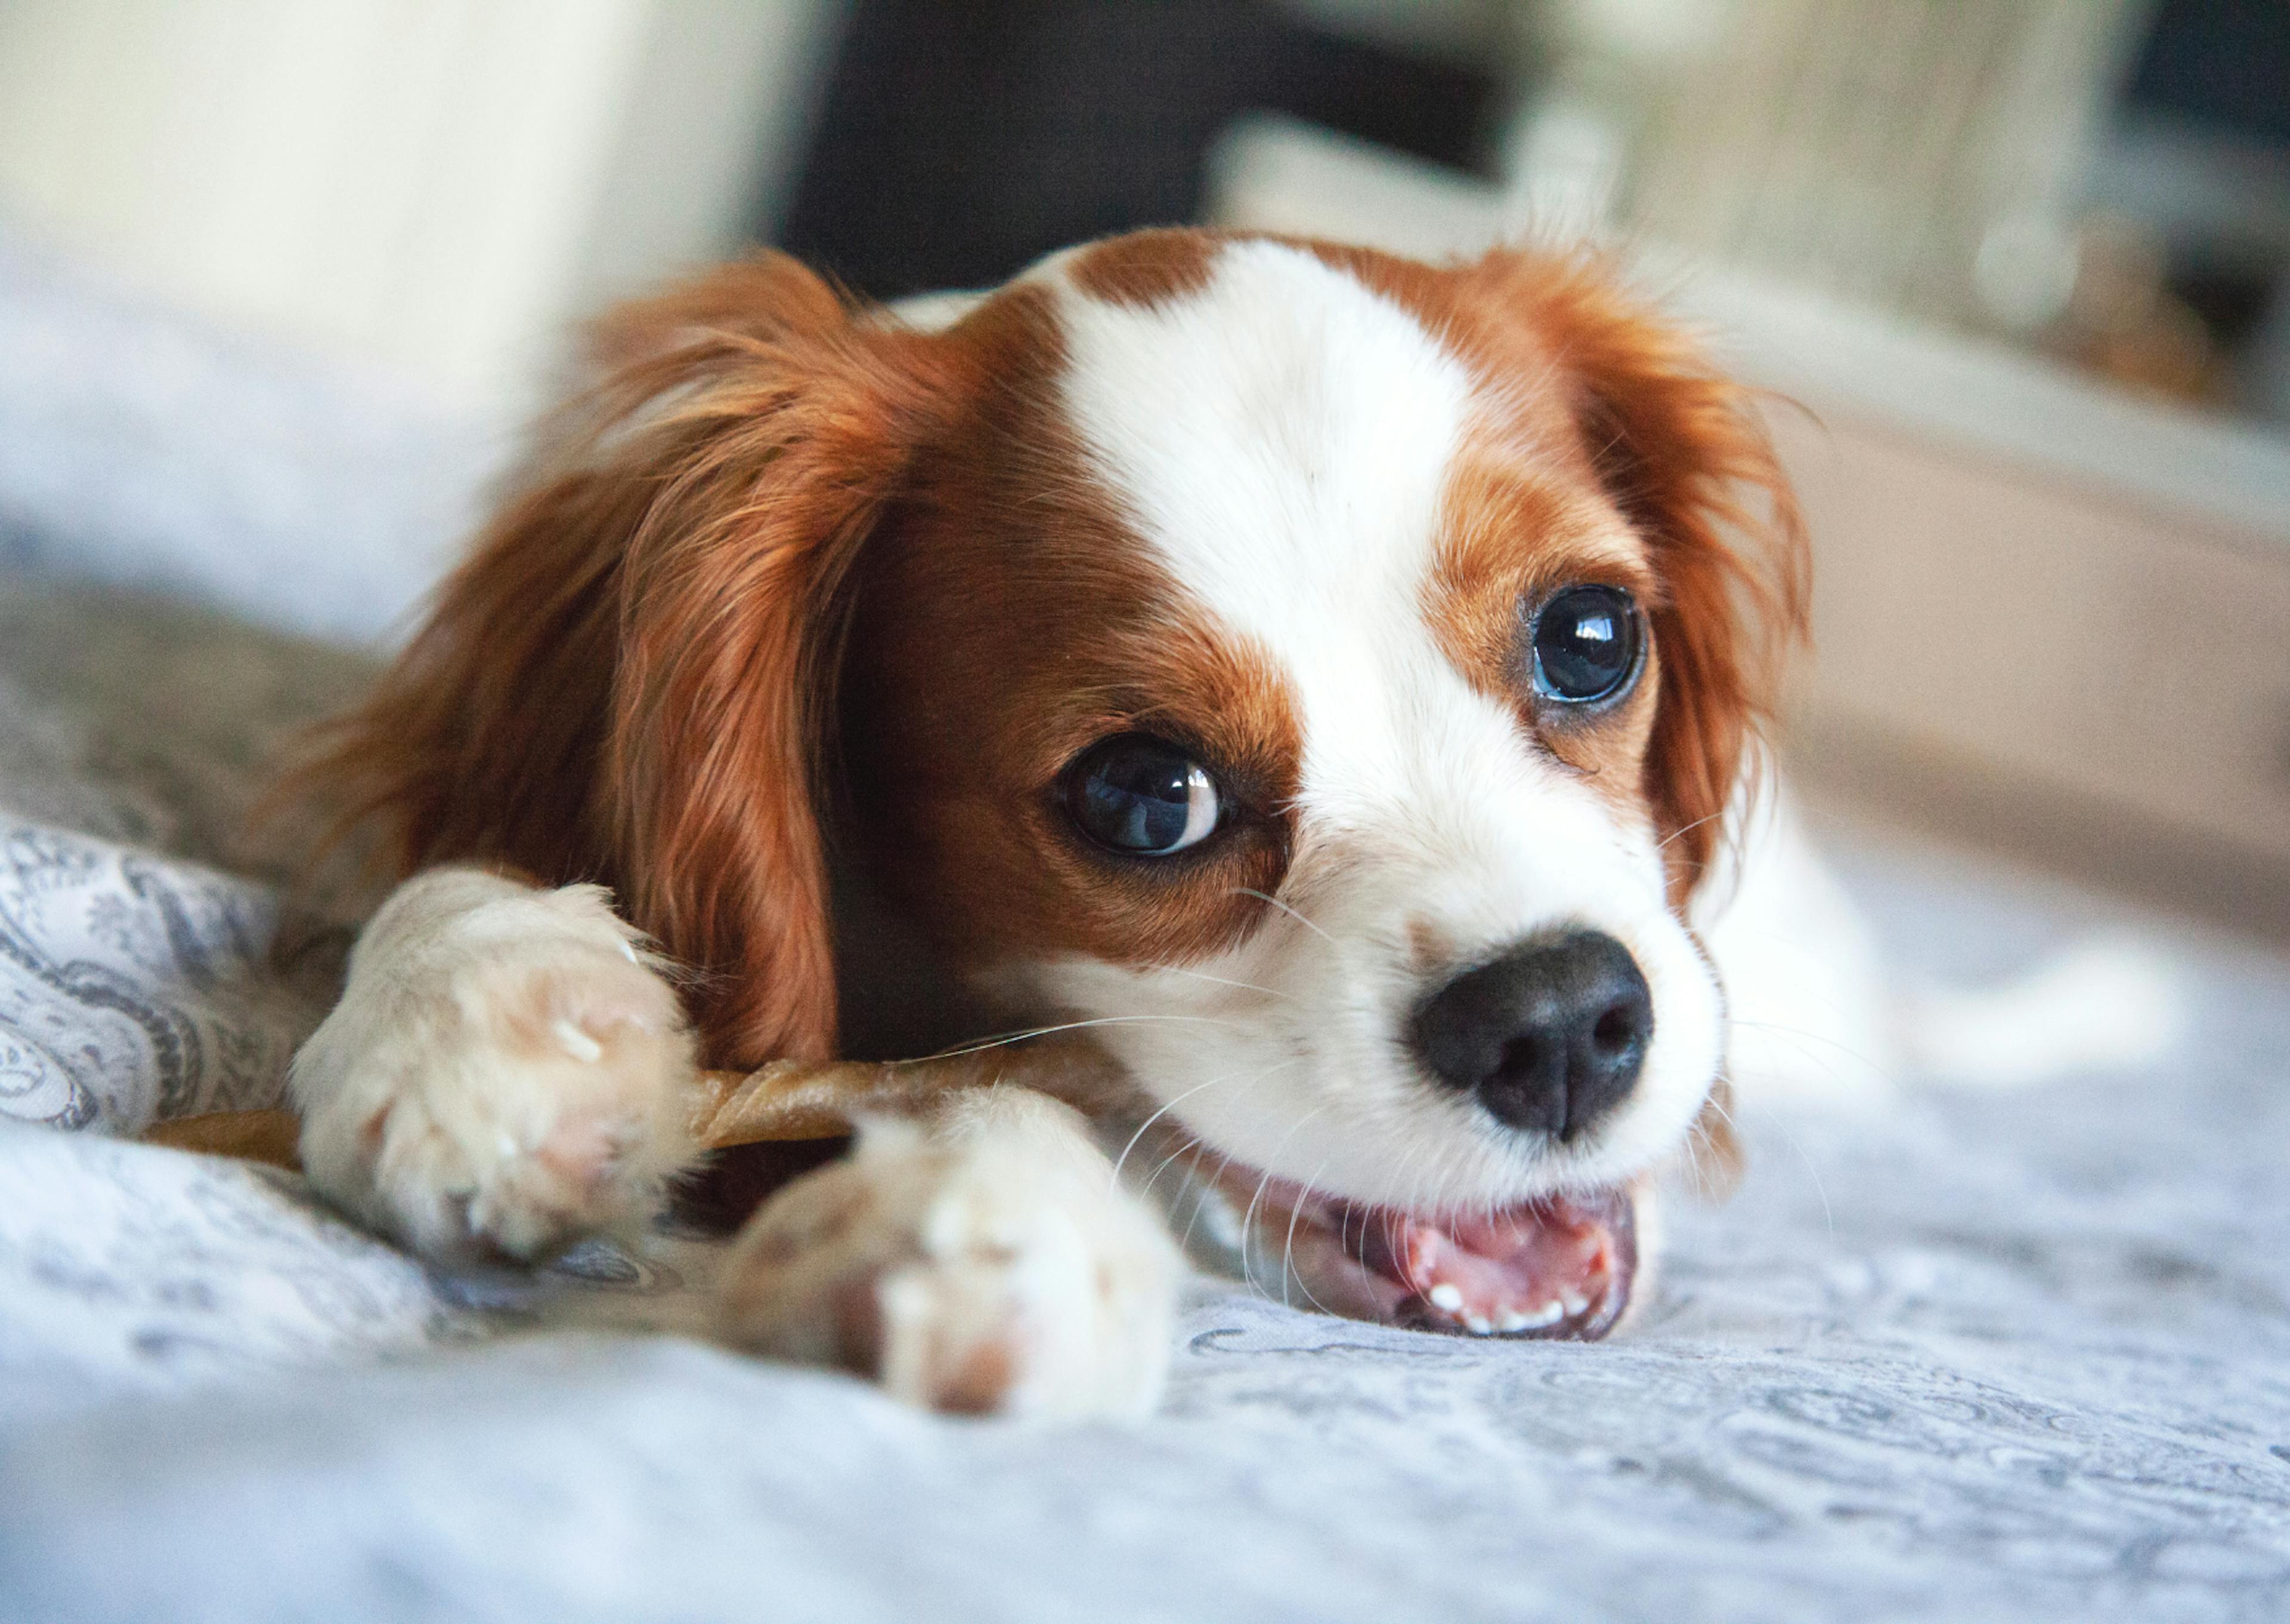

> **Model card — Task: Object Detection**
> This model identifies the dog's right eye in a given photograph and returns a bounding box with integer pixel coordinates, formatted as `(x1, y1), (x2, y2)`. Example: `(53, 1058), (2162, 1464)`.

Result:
(1065, 736), (1221, 857)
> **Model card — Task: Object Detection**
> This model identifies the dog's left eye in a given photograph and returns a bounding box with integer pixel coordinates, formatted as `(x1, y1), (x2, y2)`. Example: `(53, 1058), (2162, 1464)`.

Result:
(1530, 585), (1644, 705)
(1066, 736), (1221, 857)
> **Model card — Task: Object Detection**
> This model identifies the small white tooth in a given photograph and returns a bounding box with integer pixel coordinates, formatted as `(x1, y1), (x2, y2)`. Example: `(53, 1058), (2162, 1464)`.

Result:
(1427, 1282), (1465, 1312)
(1464, 1313), (1493, 1335)
(1497, 1310), (1530, 1333)
(1560, 1291), (1589, 1317)
(1523, 1300), (1565, 1329)
(618, 940), (639, 963)
(553, 1019), (604, 1063)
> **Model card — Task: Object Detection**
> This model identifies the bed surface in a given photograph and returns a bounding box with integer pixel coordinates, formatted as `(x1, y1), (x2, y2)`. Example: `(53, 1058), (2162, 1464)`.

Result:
(3, 231), (2287, 1624)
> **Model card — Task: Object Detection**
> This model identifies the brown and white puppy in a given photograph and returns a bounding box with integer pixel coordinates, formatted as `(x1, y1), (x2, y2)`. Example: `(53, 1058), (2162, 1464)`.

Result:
(287, 230), (1806, 1419)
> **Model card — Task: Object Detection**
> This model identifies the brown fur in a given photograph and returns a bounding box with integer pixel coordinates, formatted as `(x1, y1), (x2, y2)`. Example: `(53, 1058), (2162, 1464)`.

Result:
(1425, 451), (1664, 823)
(287, 231), (1803, 1085)
(1439, 248), (1810, 903)
(290, 255), (955, 1067)
(1065, 227), (1220, 309)
(838, 286), (1302, 978)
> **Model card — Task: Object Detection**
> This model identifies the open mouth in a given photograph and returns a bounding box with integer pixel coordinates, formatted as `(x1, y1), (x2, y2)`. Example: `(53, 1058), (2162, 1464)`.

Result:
(1204, 1170), (1638, 1340)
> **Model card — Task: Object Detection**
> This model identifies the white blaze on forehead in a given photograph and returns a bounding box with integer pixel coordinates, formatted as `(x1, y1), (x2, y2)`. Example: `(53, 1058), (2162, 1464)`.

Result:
(1032, 241), (1718, 1211)
(1053, 241), (1486, 809)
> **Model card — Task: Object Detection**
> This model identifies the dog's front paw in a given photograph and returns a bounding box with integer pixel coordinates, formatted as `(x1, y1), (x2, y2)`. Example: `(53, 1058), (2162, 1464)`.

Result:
(293, 870), (699, 1264)
(715, 1092), (1178, 1420)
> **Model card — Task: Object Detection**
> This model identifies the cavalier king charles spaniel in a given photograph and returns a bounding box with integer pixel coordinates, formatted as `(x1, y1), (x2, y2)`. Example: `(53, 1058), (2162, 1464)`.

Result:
(286, 229), (1807, 1419)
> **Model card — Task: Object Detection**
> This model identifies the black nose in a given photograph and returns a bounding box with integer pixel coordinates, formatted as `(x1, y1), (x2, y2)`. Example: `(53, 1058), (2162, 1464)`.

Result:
(1411, 931), (1654, 1140)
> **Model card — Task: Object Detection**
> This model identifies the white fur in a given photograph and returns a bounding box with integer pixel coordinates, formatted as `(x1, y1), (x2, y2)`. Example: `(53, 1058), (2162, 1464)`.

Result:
(1032, 240), (1724, 1214)
(717, 1088), (1178, 1421)
(298, 870), (1178, 1418)
(292, 868), (700, 1262)
(1697, 780), (1902, 1102)
(1703, 786), (2185, 1102)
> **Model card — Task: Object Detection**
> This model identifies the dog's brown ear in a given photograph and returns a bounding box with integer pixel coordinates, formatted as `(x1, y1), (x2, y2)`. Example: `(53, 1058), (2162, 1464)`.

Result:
(295, 254), (943, 1067)
(1460, 249), (1810, 902)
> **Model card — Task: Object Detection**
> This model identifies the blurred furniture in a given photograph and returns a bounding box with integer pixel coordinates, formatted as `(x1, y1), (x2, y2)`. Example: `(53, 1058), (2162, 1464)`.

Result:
(0, 0), (842, 411)
(1509, 0), (2290, 426)
(773, 0), (1497, 299)
(1511, 0), (2146, 333)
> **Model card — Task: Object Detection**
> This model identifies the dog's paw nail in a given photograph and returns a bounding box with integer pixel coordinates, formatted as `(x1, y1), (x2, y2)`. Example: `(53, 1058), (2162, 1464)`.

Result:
(552, 1019), (605, 1062)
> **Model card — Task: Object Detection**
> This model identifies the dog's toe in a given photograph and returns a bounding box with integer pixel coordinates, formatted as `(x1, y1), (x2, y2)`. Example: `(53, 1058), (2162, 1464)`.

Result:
(293, 876), (700, 1264)
(716, 1111), (1177, 1421)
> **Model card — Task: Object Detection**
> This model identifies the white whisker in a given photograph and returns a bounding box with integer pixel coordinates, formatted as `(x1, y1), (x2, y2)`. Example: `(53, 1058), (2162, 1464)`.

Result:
(1179, 1145), (1248, 1257)
(1145, 963), (1296, 1003)
(1238, 1105), (1326, 1301)
(1140, 1133), (1207, 1202)
(1728, 1016), (1902, 1089)
(1709, 1071), (1834, 1239)
(1279, 1152), (1342, 1318)
(1107, 1057), (1302, 1189)
(899, 1012), (1245, 1065)
(1655, 809), (1729, 854)
(1230, 888), (1339, 949)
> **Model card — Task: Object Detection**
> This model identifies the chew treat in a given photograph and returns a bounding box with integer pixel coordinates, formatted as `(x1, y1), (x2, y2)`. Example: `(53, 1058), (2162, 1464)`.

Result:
(689, 1033), (1131, 1145)
(141, 1109), (305, 1169)
(142, 1031), (1133, 1171)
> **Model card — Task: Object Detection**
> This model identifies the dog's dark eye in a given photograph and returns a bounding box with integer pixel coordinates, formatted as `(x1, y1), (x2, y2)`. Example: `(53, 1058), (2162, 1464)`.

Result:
(1530, 585), (1643, 705)
(1066, 736), (1221, 857)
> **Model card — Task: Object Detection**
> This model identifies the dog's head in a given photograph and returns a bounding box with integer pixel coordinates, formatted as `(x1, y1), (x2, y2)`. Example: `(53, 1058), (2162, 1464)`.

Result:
(326, 229), (1805, 1338)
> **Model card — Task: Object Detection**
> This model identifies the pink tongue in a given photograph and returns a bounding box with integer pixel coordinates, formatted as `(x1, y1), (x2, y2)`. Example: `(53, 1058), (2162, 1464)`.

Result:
(1356, 1201), (1618, 1333)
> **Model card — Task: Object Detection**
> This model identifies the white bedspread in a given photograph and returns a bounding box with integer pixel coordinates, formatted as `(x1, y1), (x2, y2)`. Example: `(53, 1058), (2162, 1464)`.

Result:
(3, 226), (2286, 1624)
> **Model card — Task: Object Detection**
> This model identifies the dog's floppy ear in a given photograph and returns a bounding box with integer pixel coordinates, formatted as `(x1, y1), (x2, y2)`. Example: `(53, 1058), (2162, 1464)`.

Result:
(1461, 249), (1810, 903)
(298, 254), (942, 1067)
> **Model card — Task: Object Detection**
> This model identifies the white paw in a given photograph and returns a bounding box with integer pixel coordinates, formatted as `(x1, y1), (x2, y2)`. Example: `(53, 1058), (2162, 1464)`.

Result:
(293, 870), (699, 1263)
(715, 1092), (1178, 1420)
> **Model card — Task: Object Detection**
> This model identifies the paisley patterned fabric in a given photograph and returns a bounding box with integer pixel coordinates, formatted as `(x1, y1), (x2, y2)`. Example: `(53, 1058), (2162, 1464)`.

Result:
(2, 228), (2286, 1623)
(0, 582), (372, 1138)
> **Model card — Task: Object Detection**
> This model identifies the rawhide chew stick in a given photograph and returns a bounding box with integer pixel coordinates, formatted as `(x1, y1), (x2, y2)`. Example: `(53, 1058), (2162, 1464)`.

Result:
(689, 1031), (1132, 1146)
(141, 1108), (305, 1169)
(141, 1031), (1134, 1171)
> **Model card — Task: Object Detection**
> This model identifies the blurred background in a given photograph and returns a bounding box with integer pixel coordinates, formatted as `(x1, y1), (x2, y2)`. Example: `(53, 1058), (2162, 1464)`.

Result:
(0, 0), (2285, 937)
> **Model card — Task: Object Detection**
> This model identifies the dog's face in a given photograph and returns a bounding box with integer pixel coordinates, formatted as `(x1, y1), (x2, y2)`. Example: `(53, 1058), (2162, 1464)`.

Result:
(333, 229), (1802, 1339)
(835, 235), (1803, 1335)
